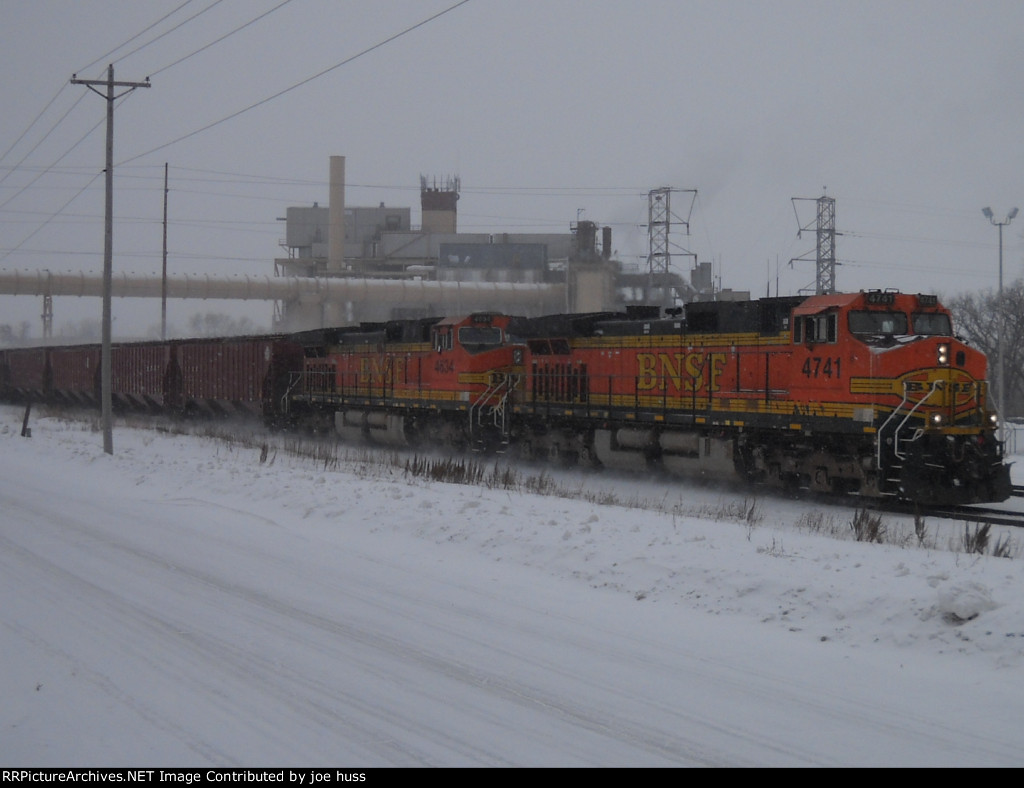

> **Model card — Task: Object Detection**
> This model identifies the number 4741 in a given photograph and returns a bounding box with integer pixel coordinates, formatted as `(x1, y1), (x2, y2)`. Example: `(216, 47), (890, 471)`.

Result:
(801, 356), (841, 378)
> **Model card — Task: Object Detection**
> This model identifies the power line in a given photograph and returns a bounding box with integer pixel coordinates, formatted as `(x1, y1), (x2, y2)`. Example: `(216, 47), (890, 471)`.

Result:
(120, 0), (474, 165)
(0, 173), (103, 263)
(161, 164), (652, 193)
(0, 1), (313, 268)
(2, 2), (248, 187)
(171, 164), (325, 185)
(842, 229), (1002, 250)
(110, 0), (230, 71)
(1, 93), (151, 263)
(149, 0), (299, 78)
(0, 108), (109, 213)
(1, 3), (198, 170)
(0, 85), (70, 166)
(66, 162), (647, 196)
(0, 94), (89, 190)
(76, 0), (212, 76)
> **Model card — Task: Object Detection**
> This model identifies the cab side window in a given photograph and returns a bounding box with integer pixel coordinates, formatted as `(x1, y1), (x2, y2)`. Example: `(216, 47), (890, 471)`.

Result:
(817, 314), (838, 343)
(433, 328), (453, 352)
(794, 313), (837, 344)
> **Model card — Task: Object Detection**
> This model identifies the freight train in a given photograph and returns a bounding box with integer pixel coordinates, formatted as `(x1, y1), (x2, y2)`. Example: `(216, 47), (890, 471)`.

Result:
(0, 290), (1012, 505)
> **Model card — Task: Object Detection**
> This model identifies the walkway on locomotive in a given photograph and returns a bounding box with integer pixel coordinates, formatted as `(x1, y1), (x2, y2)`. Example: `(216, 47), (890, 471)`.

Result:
(513, 300), (804, 429)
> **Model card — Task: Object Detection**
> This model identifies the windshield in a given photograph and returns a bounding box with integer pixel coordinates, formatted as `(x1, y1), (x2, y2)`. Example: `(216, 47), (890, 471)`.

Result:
(848, 310), (908, 335)
(912, 312), (952, 336)
(458, 326), (503, 353)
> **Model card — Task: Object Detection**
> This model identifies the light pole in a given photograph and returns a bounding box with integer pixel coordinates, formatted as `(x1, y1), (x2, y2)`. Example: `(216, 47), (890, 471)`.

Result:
(982, 205), (1019, 445)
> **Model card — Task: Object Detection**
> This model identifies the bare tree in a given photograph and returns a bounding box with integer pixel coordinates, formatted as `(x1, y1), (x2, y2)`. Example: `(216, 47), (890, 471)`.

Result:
(947, 280), (1024, 418)
(186, 312), (259, 338)
(0, 322), (33, 346)
(58, 318), (102, 341)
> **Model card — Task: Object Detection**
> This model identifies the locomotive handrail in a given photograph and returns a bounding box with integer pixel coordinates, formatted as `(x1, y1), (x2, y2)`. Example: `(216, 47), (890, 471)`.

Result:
(875, 388), (911, 458)
(493, 373), (521, 433)
(876, 381), (917, 472)
(280, 372), (305, 415)
(879, 380), (941, 466)
(894, 380), (941, 460)
(469, 376), (503, 437)
(281, 368), (336, 413)
(470, 370), (521, 442)
(498, 373), (523, 434)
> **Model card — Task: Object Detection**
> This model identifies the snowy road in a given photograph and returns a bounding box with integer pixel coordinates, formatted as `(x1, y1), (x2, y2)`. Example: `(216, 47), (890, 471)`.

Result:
(2, 414), (1023, 766)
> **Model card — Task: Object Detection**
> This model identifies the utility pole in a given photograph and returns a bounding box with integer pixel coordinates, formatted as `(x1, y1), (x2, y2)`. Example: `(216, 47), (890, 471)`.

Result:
(71, 65), (150, 455)
(162, 162), (169, 341)
(42, 271), (53, 338)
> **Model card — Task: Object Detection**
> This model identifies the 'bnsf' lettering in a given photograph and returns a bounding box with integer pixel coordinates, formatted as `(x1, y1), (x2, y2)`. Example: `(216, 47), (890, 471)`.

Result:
(359, 356), (404, 384)
(637, 352), (727, 392)
(905, 380), (975, 392)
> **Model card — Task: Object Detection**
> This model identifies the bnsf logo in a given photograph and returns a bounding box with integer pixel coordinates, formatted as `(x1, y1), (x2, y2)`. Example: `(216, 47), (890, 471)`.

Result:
(904, 381), (975, 393)
(358, 356), (403, 382)
(636, 352), (727, 393)
(900, 371), (978, 405)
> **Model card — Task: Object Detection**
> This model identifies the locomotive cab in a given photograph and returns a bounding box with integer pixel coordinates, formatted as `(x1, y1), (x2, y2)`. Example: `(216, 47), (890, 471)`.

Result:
(842, 291), (989, 431)
(430, 313), (521, 363)
(425, 313), (525, 449)
(789, 290), (1008, 503)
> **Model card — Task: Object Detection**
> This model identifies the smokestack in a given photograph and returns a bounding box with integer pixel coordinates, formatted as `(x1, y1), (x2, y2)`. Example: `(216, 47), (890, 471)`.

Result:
(602, 226), (612, 259)
(329, 156), (346, 270)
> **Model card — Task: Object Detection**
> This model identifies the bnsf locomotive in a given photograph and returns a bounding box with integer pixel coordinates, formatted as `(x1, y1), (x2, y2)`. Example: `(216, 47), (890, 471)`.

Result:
(281, 289), (1010, 505)
(0, 290), (1012, 505)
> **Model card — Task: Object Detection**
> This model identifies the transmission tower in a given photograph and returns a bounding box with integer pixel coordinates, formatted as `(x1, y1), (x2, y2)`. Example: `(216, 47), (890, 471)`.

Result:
(791, 193), (838, 294)
(647, 187), (672, 278)
(646, 187), (698, 306)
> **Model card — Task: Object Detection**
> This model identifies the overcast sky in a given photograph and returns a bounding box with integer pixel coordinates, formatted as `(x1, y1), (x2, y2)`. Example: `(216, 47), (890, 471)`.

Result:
(1, 0), (1022, 337)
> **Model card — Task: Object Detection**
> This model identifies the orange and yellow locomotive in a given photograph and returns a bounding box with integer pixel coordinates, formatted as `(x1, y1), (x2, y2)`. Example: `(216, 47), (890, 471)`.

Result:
(506, 290), (1009, 503)
(284, 290), (1010, 504)
(285, 312), (523, 450)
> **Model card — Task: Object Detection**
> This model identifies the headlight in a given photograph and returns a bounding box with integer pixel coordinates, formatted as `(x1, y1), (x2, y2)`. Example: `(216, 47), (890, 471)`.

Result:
(988, 413), (999, 428)
(930, 412), (944, 427)
(937, 343), (949, 365)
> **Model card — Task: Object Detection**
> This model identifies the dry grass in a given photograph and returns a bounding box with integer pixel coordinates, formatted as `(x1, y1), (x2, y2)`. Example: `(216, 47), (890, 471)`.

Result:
(26, 406), (1020, 558)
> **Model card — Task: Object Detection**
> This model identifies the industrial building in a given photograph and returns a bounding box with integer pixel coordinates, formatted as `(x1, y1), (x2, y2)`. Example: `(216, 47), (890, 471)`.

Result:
(0, 154), (746, 338)
(270, 156), (735, 330)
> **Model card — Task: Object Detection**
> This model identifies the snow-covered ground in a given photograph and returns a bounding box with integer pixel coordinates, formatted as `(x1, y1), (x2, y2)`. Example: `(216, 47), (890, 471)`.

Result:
(2, 404), (1023, 767)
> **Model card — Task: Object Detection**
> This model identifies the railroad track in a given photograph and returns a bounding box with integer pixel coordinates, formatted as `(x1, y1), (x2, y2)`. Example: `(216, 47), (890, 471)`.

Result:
(807, 487), (1024, 529)
(918, 505), (1024, 529)
(919, 486), (1024, 527)
(873, 504), (1024, 529)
